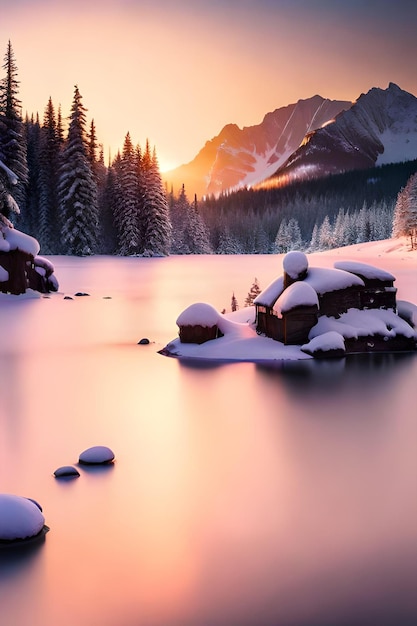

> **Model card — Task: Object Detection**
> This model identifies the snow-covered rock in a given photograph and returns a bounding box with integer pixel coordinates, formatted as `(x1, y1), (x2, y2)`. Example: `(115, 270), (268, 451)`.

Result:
(302, 331), (346, 357)
(79, 446), (115, 465)
(0, 494), (45, 541)
(54, 466), (80, 478)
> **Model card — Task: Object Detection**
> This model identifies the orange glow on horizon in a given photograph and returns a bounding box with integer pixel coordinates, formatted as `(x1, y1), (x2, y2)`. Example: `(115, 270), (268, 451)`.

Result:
(1, 1), (416, 172)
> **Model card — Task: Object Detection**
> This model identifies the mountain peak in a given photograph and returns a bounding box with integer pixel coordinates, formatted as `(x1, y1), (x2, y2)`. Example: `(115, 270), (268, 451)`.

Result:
(162, 84), (417, 197)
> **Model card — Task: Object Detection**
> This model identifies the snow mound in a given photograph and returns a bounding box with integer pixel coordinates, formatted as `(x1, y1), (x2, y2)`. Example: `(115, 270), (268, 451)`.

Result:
(0, 494), (45, 541)
(176, 302), (220, 327)
(3, 226), (40, 256)
(283, 250), (308, 279)
(302, 331), (346, 354)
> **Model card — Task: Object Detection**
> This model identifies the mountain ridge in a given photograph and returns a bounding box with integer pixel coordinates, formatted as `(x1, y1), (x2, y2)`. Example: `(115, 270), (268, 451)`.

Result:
(163, 83), (417, 198)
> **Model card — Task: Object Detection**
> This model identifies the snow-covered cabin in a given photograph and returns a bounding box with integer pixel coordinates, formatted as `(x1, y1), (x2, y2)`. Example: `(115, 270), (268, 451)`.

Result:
(176, 302), (223, 344)
(0, 226), (58, 295)
(0, 161), (58, 295)
(254, 251), (404, 348)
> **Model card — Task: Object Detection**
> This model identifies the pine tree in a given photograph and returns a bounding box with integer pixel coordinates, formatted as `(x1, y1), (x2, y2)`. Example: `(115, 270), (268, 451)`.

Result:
(140, 143), (172, 256)
(231, 292), (238, 312)
(113, 133), (140, 255)
(38, 97), (61, 252)
(0, 41), (28, 221)
(170, 184), (191, 253)
(57, 85), (99, 255)
(393, 173), (417, 249)
(186, 194), (212, 253)
(244, 277), (261, 307)
(24, 113), (41, 237)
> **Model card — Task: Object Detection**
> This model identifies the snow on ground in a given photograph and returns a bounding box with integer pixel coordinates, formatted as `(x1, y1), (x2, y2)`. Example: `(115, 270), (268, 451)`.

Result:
(164, 237), (417, 363)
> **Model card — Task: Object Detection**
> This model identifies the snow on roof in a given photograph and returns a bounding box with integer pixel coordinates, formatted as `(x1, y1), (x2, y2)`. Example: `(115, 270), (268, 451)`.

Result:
(0, 493), (45, 541)
(254, 275), (284, 307)
(0, 236), (10, 252)
(34, 256), (55, 273)
(304, 266), (364, 294)
(283, 250), (308, 279)
(176, 302), (221, 327)
(3, 226), (40, 257)
(334, 260), (395, 282)
(255, 266), (363, 308)
(275, 281), (318, 318)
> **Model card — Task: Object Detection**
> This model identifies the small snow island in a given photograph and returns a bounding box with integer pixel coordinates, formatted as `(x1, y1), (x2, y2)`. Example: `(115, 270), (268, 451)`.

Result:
(161, 251), (417, 362)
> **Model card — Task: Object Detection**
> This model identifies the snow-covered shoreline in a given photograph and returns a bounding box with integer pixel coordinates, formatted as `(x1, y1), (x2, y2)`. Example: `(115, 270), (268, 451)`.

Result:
(161, 238), (417, 363)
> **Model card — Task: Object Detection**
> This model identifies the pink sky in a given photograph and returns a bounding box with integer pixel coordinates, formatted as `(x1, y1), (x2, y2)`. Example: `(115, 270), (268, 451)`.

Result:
(1, 0), (416, 173)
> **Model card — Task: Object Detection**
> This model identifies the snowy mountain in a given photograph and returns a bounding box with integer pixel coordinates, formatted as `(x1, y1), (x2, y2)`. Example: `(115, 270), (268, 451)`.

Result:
(164, 83), (417, 198)
(262, 83), (417, 188)
(163, 95), (352, 198)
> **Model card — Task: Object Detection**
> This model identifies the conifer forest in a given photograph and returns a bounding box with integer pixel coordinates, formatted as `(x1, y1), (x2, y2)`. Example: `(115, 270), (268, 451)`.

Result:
(1, 41), (417, 256)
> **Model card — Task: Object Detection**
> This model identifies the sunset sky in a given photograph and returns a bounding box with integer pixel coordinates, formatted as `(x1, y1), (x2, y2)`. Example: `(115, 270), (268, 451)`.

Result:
(1, 0), (416, 172)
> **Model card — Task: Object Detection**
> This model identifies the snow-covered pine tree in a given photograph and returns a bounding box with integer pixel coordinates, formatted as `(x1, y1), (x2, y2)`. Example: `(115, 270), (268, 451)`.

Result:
(38, 98), (61, 253)
(24, 113), (41, 237)
(139, 143), (172, 256)
(98, 162), (118, 254)
(244, 277), (261, 307)
(170, 184), (191, 253)
(0, 41), (28, 221)
(57, 85), (99, 255)
(186, 194), (212, 253)
(318, 215), (334, 250)
(216, 227), (242, 254)
(231, 292), (238, 312)
(113, 132), (140, 255)
(393, 173), (417, 249)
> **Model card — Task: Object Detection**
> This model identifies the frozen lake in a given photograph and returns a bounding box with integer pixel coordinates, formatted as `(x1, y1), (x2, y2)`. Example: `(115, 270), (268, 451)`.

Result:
(1, 252), (417, 626)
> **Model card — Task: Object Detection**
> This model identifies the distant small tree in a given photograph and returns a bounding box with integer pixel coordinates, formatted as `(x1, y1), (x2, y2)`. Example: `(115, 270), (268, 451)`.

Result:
(393, 173), (417, 249)
(231, 292), (238, 312)
(244, 277), (261, 307)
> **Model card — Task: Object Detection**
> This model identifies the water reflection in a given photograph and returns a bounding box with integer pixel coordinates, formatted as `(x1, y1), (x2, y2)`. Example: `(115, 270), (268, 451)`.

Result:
(1, 256), (416, 626)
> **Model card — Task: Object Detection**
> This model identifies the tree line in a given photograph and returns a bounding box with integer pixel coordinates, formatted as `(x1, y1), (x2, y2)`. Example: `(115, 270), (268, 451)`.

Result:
(1, 40), (417, 256)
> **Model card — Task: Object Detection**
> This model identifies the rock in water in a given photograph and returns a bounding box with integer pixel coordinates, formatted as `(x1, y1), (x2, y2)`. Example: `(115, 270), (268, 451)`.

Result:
(79, 446), (115, 465)
(0, 494), (45, 541)
(54, 465), (80, 478)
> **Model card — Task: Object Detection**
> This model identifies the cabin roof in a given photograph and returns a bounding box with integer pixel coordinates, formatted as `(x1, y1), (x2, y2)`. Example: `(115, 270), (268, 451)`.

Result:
(275, 281), (319, 318)
(176, 302), (220, 328)
(255, 266), (364, 308)
(333, 260), (395, 282)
